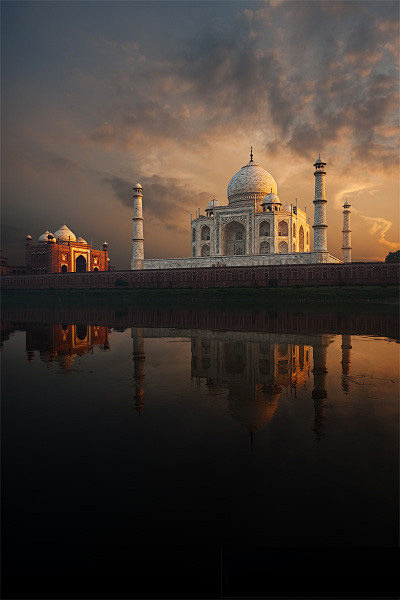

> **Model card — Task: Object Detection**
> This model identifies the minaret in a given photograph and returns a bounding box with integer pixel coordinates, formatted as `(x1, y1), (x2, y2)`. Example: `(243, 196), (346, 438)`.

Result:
(132, 327), (145, 412)
(342, 200), (352, 263)
(313, 155), (328, 253)
(131, 182), (144, 270)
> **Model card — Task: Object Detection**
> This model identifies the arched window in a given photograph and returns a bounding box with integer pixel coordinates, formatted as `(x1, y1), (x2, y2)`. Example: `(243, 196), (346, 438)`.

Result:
(192, 228), (196, 242)
(278, 241), (288, 253)
(61, 264), (68, 273)
(293, 223), (296, 237)
(306, 231), (309, 246)
(201, 244), (210, 257)
(93, 267), (99, 272)
(299, 225), (304, 252)
(192, 245), (196, 257)
(259, 221), (270, 237)
(201, 225), (210, 241)
(260, 241), (270, 254)
(278, 221), (288, 236)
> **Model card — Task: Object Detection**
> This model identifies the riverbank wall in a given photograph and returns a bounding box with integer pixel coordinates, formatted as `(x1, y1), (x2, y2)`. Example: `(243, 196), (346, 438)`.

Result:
(2, 262), (399, 290)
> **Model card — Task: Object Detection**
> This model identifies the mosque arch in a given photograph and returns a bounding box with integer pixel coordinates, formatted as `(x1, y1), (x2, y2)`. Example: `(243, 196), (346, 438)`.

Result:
(93, 267), (99, 272)
(299, 225), (305, 252)
(201, 244), (210, 257)
(278, 241), (288, 253)
(75, 255), (87, 272)
(222, 221), (246, 256)
(259, 221), (270, 237)
(293, 223), (296, 237)
(260, 241), (270, 254)
(201, 225), (210, 241)
(61, 264), (68, 273)
(278, 221), (288, 236)
(306, 231), (309, 246)
(192, 228), (196, 242)
(192, 245), (196, 257)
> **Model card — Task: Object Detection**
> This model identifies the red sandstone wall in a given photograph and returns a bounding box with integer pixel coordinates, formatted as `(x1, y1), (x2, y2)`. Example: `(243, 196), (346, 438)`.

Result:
(2, 262), (399, 289)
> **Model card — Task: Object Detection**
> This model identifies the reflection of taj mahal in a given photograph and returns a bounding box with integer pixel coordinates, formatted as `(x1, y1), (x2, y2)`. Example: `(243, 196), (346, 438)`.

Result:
(131, 152), (352, 270)
(132, 327), (353, 440)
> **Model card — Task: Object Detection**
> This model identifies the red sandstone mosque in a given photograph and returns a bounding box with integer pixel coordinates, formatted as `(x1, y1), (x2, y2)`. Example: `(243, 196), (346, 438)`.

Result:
(24, 224), (109, 273)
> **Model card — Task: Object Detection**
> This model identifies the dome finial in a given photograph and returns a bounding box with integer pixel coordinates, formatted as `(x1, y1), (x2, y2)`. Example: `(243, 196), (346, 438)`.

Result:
(250, 146), (253, 162)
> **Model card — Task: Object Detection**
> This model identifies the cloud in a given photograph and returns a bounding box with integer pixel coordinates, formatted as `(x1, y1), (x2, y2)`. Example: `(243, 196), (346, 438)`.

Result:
(102, 174), (211, 233)
(360, 215), (400, 250)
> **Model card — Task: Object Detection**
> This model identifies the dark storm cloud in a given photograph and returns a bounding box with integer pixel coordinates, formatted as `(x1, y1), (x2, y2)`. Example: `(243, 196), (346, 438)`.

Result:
(89, 0), (398, 167)
(103, 174), (210, 233)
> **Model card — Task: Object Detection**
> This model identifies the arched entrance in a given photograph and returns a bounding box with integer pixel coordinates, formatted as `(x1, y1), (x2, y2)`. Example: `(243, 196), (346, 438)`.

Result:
(61, 264), (68, 273)
(222, 221), (246, 256)
(75, 255), (87, 272)
(76, 325), (87, 340)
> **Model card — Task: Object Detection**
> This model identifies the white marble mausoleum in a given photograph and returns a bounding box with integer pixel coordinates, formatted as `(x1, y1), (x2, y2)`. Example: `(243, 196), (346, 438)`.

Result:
(131, 152), (348, 270)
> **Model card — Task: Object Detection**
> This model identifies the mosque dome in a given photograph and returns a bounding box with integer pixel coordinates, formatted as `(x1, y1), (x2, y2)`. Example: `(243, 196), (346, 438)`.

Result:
(77, 236), (87, 244)
(227, 155), (277, 205)
(54, 224), (76, 243)
(206, 197), (221, 210)
(38, 230), (53, 243)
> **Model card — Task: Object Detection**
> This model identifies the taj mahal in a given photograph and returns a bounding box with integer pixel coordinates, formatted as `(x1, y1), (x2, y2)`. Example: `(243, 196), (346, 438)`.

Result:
(131, 151), (352, 270)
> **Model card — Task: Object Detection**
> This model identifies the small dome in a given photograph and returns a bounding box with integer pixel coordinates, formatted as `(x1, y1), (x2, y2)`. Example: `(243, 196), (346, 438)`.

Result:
(343, 200), (351, 208)
(206, 197), (221, 210)
(77, 236), (87, 244)
(314, 154), (326, 165)
(227, 158), (277, 205)
(262, 191), (281, 205)
(38, 230), (53, 243)
(54, 224), (76, 243)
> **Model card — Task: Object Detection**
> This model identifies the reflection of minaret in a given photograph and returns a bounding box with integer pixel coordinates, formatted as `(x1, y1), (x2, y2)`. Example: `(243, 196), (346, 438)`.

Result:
(312, 336), (329, 440)
(341, 334), (352, 394)
(132, 328), (145, 413)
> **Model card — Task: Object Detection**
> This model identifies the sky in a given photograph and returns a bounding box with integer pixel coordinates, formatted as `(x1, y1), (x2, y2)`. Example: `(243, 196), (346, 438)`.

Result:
(2, 0), (399, 268)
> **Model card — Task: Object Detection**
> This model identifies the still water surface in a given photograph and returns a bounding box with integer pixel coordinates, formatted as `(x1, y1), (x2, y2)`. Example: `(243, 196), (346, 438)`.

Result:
(2, 304), (399, 598)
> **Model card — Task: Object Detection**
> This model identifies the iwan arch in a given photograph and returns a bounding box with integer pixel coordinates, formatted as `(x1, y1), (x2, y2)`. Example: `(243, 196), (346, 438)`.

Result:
(131, 151), (350, 270)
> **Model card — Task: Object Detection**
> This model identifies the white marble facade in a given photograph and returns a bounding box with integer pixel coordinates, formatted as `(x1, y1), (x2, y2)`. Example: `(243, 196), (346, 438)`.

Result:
(132, 152), (341, 270)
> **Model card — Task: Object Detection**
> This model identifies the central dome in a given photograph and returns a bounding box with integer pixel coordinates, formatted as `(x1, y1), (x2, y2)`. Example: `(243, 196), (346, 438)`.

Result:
(54, 224), (76, 243)
(227, 158), (277, 205)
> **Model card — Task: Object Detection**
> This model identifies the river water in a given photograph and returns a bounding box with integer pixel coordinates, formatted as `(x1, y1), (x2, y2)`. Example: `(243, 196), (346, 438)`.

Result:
(2, 303), (399, 598)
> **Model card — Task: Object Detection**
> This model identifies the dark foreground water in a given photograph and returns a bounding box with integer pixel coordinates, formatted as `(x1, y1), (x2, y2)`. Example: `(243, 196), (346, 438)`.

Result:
(2, 303), (399, 599)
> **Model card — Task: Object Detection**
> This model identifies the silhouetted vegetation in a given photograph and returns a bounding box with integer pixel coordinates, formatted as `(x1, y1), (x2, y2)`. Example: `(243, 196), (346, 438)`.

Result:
(385, 250), (400, 263)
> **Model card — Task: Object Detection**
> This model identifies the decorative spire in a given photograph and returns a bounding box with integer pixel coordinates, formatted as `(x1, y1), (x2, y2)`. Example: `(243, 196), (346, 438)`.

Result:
(250, 146), (253, 162)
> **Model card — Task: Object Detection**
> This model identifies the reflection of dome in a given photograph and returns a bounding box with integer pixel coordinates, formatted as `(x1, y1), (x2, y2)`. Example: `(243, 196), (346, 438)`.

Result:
(54, 224), (76, 243)
(77, 236), (87, 244)
(227, 158), (277, 205)
(228, 383), (280, 433)
(38, 230), (53, 243)
(206, 197), (222, 210)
